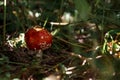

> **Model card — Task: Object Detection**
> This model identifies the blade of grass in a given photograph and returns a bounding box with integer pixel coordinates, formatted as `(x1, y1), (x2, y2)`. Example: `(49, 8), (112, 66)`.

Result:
(55, 36), (88, 48)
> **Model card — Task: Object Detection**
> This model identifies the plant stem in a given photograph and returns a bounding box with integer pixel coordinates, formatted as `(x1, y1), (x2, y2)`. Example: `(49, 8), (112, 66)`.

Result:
(3, 0), (7, 43)
(101, 5), (105, 43)
(58, 0), (64, 22)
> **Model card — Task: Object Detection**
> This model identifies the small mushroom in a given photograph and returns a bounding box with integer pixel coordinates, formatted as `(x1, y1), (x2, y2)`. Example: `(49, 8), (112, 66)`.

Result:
(25, 25), (52, 61)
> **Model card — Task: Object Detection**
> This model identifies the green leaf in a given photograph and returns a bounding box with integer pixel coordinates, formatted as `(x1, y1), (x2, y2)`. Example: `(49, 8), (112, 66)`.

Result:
(74, 0), (91, 21)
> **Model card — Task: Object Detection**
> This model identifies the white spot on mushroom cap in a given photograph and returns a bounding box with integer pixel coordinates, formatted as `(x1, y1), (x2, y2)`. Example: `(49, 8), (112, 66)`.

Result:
(41, 36), (44, 39)
(38, 42), (51, 50)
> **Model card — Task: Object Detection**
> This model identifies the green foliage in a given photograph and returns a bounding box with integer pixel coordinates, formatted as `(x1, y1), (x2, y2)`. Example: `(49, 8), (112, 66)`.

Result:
(74, 0), (91, 21)
(0, 55), (11, 80)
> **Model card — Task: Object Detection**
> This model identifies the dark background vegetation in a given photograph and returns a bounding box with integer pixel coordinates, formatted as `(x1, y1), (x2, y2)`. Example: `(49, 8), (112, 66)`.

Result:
(0, 0), (120, 80)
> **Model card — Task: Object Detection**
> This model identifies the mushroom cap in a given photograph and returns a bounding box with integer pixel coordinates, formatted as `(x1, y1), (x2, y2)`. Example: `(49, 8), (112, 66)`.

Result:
(25, 26), (52, 50)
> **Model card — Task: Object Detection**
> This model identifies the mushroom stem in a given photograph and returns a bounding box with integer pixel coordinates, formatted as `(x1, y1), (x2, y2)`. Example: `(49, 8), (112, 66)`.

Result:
(36, 50), (42, 58)
(35, 50), (43, 64)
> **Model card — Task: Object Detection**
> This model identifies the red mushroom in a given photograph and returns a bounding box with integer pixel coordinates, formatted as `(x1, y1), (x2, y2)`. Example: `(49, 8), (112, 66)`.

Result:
(25, 26), (52, 50)
(25, 25), (52, 59)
